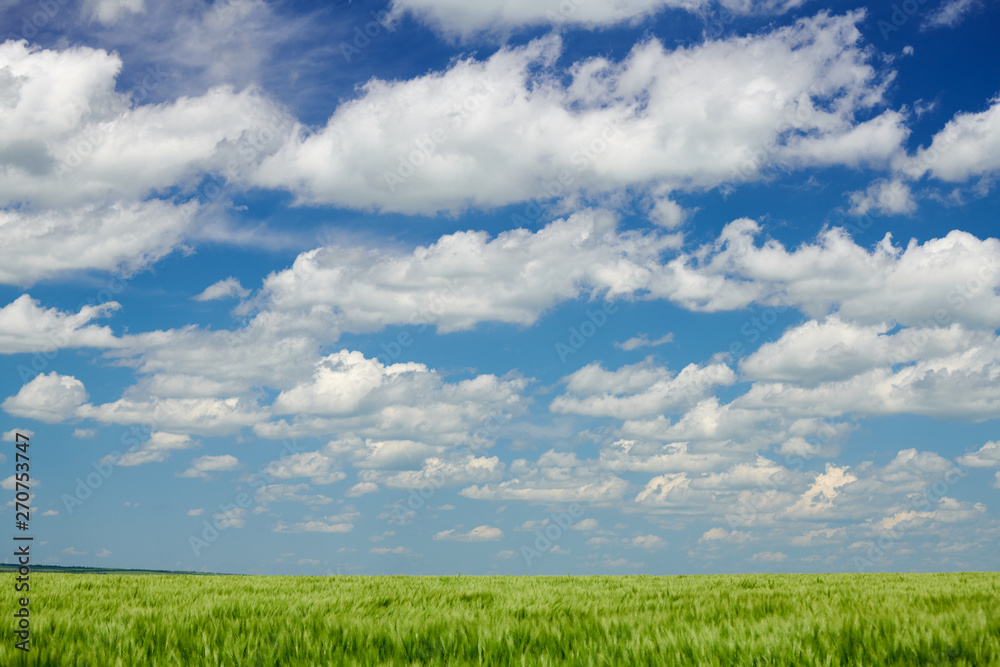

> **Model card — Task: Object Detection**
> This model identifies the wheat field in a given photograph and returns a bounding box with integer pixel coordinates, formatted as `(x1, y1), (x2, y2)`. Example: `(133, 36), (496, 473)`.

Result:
(1, 572), (997, 665)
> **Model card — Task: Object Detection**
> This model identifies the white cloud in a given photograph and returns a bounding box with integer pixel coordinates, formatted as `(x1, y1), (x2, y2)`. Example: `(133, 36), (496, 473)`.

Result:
(2, 372), (89, 423)
(922, 0), (982, 29)
(956, 441), (1000, 468)
(345, 482), (379, 497)
(118, 432), (198, 467)
(178, 454), (240, 479)
(571, 519), (599, 531)
(63, 547), (87, 556)
(95, 548), (112, 557)
(1, 428), (33, 442)
(615, 333), (674, 351)
(84, 0), (145, 24)
(370, 546), (412, 554)
(847, 178), (916, 216)
(193, 277), (251, 301)
(899, 95), (1000, 183)
(699, 527), (753, 543)
(0, 200), (200, 287)
(739, 319), (992, 386)
(631, 534), (667, 550)
(213, 507), (247, 529)
(671, 219), (1000, 328)
(433, 525), (504, 541)
(551, 358), (735, 419)
(255, 484), (334, 506)
(0, 296), (123, 353)
(994, 472), (1000, 489)
(187, 508), (204, 516)
(251, 14), (899, 214)
(262, 451), (346, 485)
(259, 210), (674, 333)
(389, 0), (808, 39)
(73, 428), (97, 439)
(259, 350), (527, 444)
(42, 510), (58, 516)
(750, 551), (788, 562)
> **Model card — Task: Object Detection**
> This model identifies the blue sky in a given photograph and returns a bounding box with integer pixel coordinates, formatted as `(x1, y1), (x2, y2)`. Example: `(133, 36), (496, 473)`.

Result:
(1, 0), (999, 575)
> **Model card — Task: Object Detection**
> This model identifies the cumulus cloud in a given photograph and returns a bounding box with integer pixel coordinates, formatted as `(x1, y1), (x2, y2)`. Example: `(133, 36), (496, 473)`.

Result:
(956, 441), (1000, 467)
(389, 0), (809, 40)
(118, 432), (197, 466)
(178, 454), (240, 479)
(615, 333), (674, 351)
(0, 295), (122, 353)
(258, 210), (673, 333)
(847, 178), (916, 216)
(898, 95), (1000, 183)
(1, 428), (33, 442)
(2, 372), (89, 423)
(922, 0), (983, 29)
(193, 277), (250, 301)
(551, 358), (735, 419)
(433, 525), (503, 541)
(251, 13), (900, 214)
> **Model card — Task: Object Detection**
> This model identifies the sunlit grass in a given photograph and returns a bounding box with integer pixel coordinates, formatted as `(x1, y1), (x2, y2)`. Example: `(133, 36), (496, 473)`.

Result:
(1, 572), (997, 665)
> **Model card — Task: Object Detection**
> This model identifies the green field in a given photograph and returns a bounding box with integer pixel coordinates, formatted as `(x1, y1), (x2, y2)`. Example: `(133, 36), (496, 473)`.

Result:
(1, 572), (998, 665)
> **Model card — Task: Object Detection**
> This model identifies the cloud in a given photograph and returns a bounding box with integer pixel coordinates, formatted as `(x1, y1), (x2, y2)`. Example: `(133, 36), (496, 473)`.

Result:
(84, 0), (145, 24)
(0, 296), (123, 353)
(73, 428), (97, 439)
(956, 441), (1000, 468)
(699, 528), (754, 543)
(178, 454), (240, 479)
(193, 277), (251, 301)
(571, 519), (599, 531)
(899, 95), (1000, 183)
(258, 210), (674, 333)
(551, 358), (735, 419)
(433, 525), (504, 541)
(213, 507), (247, 529)
(345, 482), (379, 497)
(117, 432), (198, 467)
(262, 451), (347, 485)
(95, 548), (112, 557)
(739, 318), (992, 386)
(273, 518), (353, 533)
(1, 428), (33, 442)
(750, 551), (788, 562)
(251, 13), (900, 214)
(389, 0), (808, 39)
(2, 372), (89, 423)
(369, 546), (413, 554)
(63, 547), (87, 556)
(255, 484), (334, 506)
(631, 534), (667, 550)
(847, 179), (916, 216)
(615, 333), (674, 351)
(922, 0), (983, 29)
(187, 508), (204, 516)
(0, 200), (201, 287)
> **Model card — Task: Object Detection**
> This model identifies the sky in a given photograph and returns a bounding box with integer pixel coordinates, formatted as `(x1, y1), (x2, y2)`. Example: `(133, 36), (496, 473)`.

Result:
(0, 0), (999, 576)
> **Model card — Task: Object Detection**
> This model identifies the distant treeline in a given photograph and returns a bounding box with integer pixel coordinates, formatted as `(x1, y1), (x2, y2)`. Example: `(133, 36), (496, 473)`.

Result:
(0, 563), (220, 575)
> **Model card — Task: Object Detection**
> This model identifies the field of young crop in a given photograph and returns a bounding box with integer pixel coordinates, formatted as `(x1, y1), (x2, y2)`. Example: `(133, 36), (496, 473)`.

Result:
(1, 572), (998, 665)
